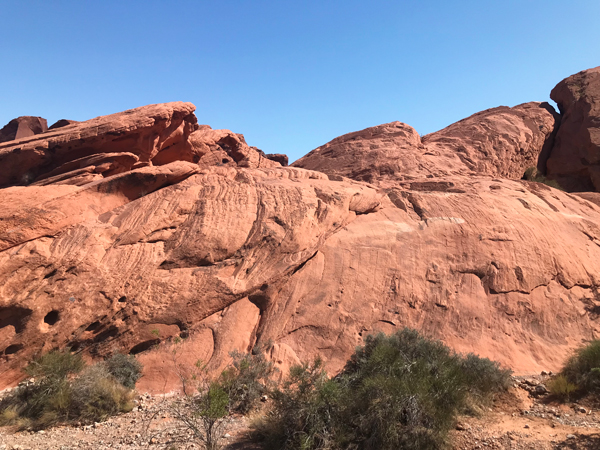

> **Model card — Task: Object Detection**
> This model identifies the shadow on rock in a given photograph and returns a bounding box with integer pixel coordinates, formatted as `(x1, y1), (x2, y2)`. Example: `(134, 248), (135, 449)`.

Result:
(554, 433), (600, 449)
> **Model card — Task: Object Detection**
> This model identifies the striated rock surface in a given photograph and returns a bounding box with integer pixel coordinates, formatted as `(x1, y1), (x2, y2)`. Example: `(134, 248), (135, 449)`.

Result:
(1, 159), (599, 392)
(2, 70), (600, 394)
(423, 102), (559, 179)
(546, 66), (600, 192)
(293, 121), (426, 186)
(0, 103), (279, 189)
(0, 102), (198, 188)
(293, 102), (559, 187)
(0, 116), (48, 143)
(183, 126), (280, 169)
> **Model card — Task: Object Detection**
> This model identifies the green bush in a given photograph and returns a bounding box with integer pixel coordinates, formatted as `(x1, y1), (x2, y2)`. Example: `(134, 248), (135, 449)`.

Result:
(24, 349), (85, 380)
(104, 353), (143, 389)
(219, 349), (277, 414)
(256, 358), (339, 450)
(459, 353), (513, 404)
(70, 365), (134, 422)
(548, 375), (578, 400)
(253, 328), (512, 450)
(0, 350), (141, 429)
(560, 340), (600, 395)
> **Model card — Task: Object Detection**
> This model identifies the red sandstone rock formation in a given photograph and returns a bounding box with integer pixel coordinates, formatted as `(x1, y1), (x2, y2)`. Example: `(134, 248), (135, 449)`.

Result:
(546, 66), (600, 192)
(2, 68), (600, 393)
(0, 116), (48, 143)
(293, 102), (559, 187)
(0, 103), (278, 188)
(48, 119), (79, 130)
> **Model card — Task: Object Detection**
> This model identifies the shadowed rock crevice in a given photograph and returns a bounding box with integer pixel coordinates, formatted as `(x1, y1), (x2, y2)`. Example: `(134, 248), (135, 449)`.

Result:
(0, 306), (33, 334)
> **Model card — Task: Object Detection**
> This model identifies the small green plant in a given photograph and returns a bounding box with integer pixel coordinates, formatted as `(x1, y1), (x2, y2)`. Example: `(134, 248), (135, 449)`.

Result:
(24, 349), (85, 380)
(104, 353), (143, 389)
(523, 167), (563, 190)
(164, 345), (276, 449)
(548, 375), (578, 400)
(219, 348), (277, 414)
(165, 358), (230, 450)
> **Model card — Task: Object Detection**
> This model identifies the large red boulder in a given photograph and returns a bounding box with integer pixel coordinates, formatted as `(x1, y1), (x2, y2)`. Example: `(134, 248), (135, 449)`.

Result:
(0, 116), (48, 143)
(293, 102), (559, 187)
(546, 66), (600, 191)
(423, 102), (559, 180)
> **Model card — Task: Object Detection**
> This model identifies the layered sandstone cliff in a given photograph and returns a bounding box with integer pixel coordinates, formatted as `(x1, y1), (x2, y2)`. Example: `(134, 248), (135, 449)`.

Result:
(2, 68), (600, 393)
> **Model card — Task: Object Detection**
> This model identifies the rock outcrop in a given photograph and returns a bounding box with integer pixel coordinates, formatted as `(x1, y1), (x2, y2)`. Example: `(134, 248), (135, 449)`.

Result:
(2, 68), (600, 394)
(48, 119), (79, 130)
(0, 103), (278, 189)
(183, 126), (280, 169)
(546, 66), (600, 192)
(293, 102), (559, 187)
(266, 153), (289, 166)
(0, 116), (48, 143)
(423, 102), (559, 179)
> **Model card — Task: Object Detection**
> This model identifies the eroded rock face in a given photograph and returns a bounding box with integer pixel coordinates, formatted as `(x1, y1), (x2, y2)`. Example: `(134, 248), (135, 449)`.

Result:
(0, 102), (198, 187)
(293, 121), (425, 186)
(0, 116), (48, 143)
(1, 161), (599, 392)
(183, 126), (280, 169)
(293, 103), (559, 187)
(0, 164), (380, 389)
(1, 82), (600, 394)
(423, 102), (559, 179)
(546, 67), (600, 192)
(48, 119), (79, 130)
(0, 103), (280, 189)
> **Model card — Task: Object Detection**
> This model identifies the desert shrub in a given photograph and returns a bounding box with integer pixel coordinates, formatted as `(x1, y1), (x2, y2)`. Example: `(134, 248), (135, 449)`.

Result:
(459, 353), (513, 402)
(523, 167), (563, 190)
(165, 361), (231, 450)
(104, 353), (143, 389)
(163, 346), (276, 449)
(70, 365), (134, 422)
(256, 358), (340, 450)
(0, 350), (141, 429)
(219, 349), (277, 414)
(24, 349), (85, 380)
(548, 375), (578, 400)
(254, 328), (512, 450)
(560, 340), (600, 395)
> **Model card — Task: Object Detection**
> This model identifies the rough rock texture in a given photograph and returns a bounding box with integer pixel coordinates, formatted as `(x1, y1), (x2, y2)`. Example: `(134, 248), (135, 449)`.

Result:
(1, 79), (600, 394)
(183, 125), (280, 169)
(293, 102), (559, 187)
(0, 103), (279, 189)
(293, 121), (425, 186)
(0, 102), (198, 188)
(423, 102), (560, 179)
(0, 116), (48, 143)
(546, 66), (600, 192)
(1, 161), (600, 393)
(266, 153), (289, 166)
(48, 119), (79, 130)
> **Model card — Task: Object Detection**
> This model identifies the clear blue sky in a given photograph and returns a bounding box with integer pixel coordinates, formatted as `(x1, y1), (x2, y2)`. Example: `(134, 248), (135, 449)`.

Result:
(1, 1), (599, 162)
